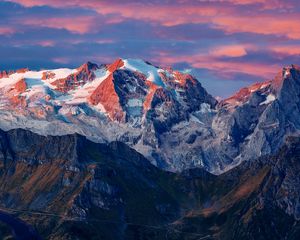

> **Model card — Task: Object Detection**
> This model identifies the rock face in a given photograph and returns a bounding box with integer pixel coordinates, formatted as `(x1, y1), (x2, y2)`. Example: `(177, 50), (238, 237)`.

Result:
(0, 128), (299, 240)
(209, 65), (300, 172)
(0, 59), (300, 174)
(0, 58), (218, 172)
(50, 61), (99, 92)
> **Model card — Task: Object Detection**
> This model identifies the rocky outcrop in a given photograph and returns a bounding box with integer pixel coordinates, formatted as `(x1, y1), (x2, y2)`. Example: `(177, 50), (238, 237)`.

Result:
(206, 65), (300, 173)
(0, 68), (29, 79)
(0, 71), (9, 79)
(51, 62), (98, 92)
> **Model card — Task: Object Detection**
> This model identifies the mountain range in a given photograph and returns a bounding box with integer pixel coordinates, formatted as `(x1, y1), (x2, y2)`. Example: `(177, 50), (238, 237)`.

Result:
(0, 59), (300, 174)
(0, 59), (300, 239)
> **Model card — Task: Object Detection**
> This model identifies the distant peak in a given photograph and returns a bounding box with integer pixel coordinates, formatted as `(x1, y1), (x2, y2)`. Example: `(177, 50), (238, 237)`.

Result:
(272, 64), (300, 91)
(0, 68), (29, 79)
(281, 64), (300, 77)
(123, 58), (158, 68)
(291, 64), (300, 70)
(78, 61), (98, 71)
(107, 58), (125, 72)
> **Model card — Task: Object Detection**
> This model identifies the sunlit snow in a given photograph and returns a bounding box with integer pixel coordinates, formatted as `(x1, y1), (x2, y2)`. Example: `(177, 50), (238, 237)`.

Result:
(123, 59), (166, 88)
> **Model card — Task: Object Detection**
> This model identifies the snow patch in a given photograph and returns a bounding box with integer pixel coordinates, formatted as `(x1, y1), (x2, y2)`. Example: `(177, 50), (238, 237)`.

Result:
(260, 94), (276, 105)
(260, 83), (270, 90)
(127, 99), (143, 107)
(123, 59), (165, 88)
(0, 73), (28, 88)
(200, 103), (212, 113)
(0, 68), (77, 90)
(0, 67), (111, 115)
(190, 114), (204, 124)
(66, 68), (109, 105)
(283, 69), (290, 78)
(44, 68), (77, 83)
(94, 103), (107, 114)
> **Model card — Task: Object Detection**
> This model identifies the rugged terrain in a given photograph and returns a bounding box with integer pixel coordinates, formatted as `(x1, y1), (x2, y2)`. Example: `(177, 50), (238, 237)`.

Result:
(0, 128), (299, 239)
(1, 59), (300, 173)
(1, 60), (300, 239)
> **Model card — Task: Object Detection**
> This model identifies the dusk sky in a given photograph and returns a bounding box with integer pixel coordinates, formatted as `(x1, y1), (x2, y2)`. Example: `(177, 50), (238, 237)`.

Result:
(1, 0), (300, 97)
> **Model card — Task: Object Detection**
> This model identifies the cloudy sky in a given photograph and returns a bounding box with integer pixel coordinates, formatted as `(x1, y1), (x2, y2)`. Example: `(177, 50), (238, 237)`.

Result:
(1, 0), (300, 97)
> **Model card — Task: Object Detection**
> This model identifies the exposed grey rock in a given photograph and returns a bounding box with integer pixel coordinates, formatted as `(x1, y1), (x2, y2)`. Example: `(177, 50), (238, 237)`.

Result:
(1, 62), (300, 175)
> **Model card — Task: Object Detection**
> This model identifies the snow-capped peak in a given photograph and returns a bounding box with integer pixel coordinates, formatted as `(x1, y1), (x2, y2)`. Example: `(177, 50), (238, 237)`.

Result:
(0, 58), (217, 124)
(122, 58), (166, 88)
(3, 59), (299, 175)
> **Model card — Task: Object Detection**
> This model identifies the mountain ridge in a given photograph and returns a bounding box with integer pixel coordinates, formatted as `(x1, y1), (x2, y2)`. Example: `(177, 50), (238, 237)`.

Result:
(0, 59), (300, 174)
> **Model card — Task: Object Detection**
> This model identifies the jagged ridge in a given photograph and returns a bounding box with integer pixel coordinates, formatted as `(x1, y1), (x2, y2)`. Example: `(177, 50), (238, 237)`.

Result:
(0, 60), (300, 174)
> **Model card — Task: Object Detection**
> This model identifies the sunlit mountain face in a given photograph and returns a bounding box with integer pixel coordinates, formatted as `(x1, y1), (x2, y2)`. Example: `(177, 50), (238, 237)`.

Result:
(0, 1), (300, 240)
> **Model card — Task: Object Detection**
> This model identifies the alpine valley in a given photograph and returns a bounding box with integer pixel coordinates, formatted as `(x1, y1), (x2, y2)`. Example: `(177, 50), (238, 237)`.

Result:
(0, 59), (300, 239)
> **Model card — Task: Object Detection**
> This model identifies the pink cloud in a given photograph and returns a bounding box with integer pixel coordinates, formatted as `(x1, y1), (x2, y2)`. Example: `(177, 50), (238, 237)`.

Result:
(52, 57), (70, 64)
(210, 45), (248, 57)
(7, 0), (63, 7)
(37, 40), (55, 47)
(227, 0), (292, 9)
(270, 45), (300, 56)
(192, 60), (278, 79)
(0, 27), (16, 35)
(153, 51), (278, 79)
(9, 0), (300, 40)
(212, 15), (300, 40)
(95, 39), (116, 44)
(22, 16), (96, 34)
